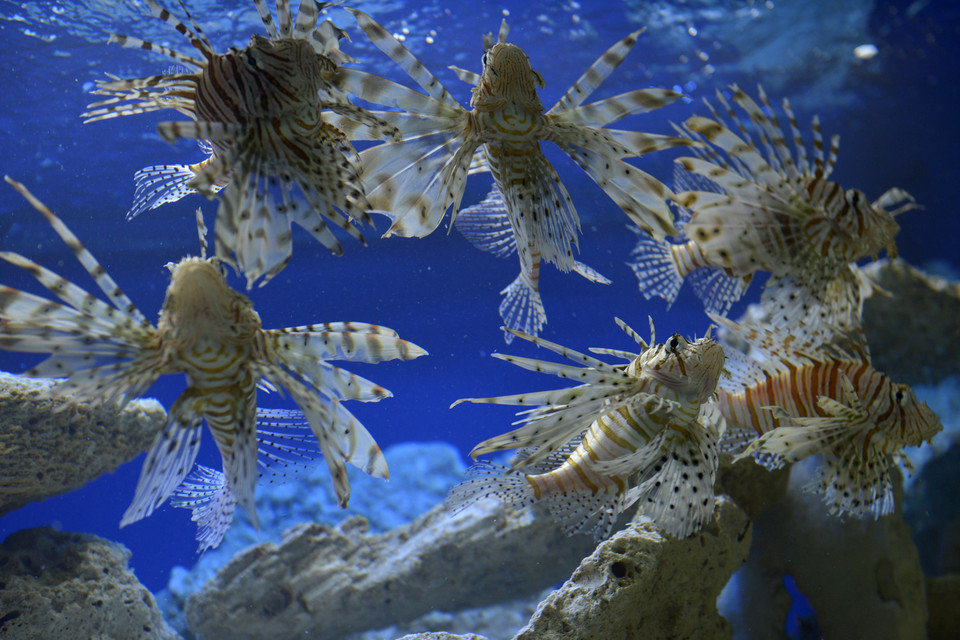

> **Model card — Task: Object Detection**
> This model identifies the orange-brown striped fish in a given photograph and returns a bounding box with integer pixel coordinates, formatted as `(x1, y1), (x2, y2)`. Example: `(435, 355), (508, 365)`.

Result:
(713, 314), (941, 518)
(630, 84), (918, 341)
(171, 407), (334, 551)
(330, 11), (693, 341)
(0, 177), (426, 547)
(82, 0), (401, 287)
(448, 320), (725, 539)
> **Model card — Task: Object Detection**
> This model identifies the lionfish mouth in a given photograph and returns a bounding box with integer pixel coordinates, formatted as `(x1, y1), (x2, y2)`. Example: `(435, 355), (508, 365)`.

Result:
(167, 258), (235, 322)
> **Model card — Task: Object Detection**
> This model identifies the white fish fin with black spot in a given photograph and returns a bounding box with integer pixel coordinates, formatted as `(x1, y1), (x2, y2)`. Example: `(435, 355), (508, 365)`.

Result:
(127, 163), (206, 220)
(170, 465), (237, 553)
(444, 460), (535, 515)
(545, 487), (625, 540)
(629, 424), (719, 538)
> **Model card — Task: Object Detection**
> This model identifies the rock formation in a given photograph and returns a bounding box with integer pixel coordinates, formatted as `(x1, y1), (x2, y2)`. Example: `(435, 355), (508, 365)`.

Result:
(0, 371), (167, 517)
(0, 527), (181, 640)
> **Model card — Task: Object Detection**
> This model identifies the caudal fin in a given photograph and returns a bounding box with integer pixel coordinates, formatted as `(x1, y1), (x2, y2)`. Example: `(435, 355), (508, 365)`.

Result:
(128, 164), (203, 220)
(171, 465), (237, 553)
(626, 224), (683, 308)
(499, 272), (547, 342)
(445, 460), (535, 514)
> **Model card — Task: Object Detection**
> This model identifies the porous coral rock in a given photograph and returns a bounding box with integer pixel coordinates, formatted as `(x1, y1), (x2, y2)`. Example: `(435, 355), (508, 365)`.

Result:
(185, 501), (600, 640)
(513, 496), (751, 640)
(0, 527), (181, 640)
(723, 460), (927, 640)
(0, 371), (167, 516)
(861, 259), (960, 385)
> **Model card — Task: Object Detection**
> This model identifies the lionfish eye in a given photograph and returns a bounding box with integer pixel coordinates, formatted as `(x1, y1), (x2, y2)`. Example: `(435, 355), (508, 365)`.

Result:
(895, 388), (905, 403)
(482, 52), (489, 68)
(669, 336), (680, 352)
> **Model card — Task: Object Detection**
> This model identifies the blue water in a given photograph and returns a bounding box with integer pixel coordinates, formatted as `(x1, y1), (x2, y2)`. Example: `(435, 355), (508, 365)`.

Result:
(1, 0), (958, 595)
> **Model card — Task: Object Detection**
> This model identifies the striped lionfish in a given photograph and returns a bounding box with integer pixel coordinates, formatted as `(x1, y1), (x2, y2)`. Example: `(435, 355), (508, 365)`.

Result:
(331, 11), (693, 341)
(713, 314), (941, 518)
(629, 84), (917, 342)
(448, 321), (726, 539)
(0, 177), (426, 546)
(82, 0), (401, 287)
(172, 407), (338, 551)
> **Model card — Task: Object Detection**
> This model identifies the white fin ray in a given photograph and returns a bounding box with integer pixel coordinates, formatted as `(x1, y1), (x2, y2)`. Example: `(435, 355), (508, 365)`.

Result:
(127, 162), (217, 220)
(572, 260), (611, 284)
(466, 389), (633, 462)
(490, 352), (631, 386)
(121, 396), (205, 528)
(170, 464), (237, 553)
(499, 271), (547, 342)
(347, 8), (462, 109)
(552, 89), (685, 127)
(454, 184), (517, 258)
(262, 367), (389, 507)
(548, 28), (646, 113)
(674, 156), (800, 214)
(333, 68), (463, 120)
(266, 326), (427, 364)
(626, 425), (719, 538)
(682, 115), (790, 193)
(444, 461), (534, 514)
(688, 266), (750, 316)
(512, 327), (627, 372)
(5, 177), (148, 325)
(555, 144), (676, 239)
(626, 225), (684, 309)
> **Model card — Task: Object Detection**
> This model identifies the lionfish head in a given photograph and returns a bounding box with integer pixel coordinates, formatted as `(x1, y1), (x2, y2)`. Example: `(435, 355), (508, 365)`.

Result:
(844, 188), (901, 258)
(892, 383), (943, 447)
(473, 42), (544, 110)
(635, 334), (725, 403)
(160, 257), (260, 342)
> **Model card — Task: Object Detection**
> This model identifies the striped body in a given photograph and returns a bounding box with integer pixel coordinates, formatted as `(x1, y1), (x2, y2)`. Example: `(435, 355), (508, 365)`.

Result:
(630, 84), (915, 339)
(335, 10), (692, 340)
(83, 0), (400, 287)
(719, 360), (922, 447)
(0, 178), (428, 549)
(714, 315), (941, 518)
(449, 322), (725, 539)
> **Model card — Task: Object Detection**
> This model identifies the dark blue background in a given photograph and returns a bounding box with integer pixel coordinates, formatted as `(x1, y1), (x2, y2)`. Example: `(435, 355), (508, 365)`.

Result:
(0, 0), (957, 592)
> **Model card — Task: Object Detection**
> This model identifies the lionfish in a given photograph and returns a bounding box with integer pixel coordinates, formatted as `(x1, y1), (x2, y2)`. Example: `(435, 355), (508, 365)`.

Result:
(331, 11), (693, 341)
(82, 0), (401, 287)
(629, 84), (917, 342)
(713, 314), (941, 518)
(172, 407), (334, 551)
(448, 320), (726, 539)
(0, 177), (427, 545)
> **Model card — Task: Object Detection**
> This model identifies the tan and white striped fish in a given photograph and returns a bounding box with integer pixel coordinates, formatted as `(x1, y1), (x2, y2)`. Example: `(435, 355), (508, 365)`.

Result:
(171, 407), (333, 551)
(0, 177), (426, 547)
(448, 320), (726, 539)
(629, 84), (918, 341)
(82, 0), (401, 287)
(713, 314), (941, 518)
(330, 11), (693, 341)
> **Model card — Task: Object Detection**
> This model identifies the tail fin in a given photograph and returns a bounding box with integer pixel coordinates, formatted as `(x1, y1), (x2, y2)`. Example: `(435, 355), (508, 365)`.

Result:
(499, 272), (547, 342)
(444, 460), (535, 514)
(626, 224), (683, 308)
(127, 164), (200, 220)
(171, 465), (237, 553)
